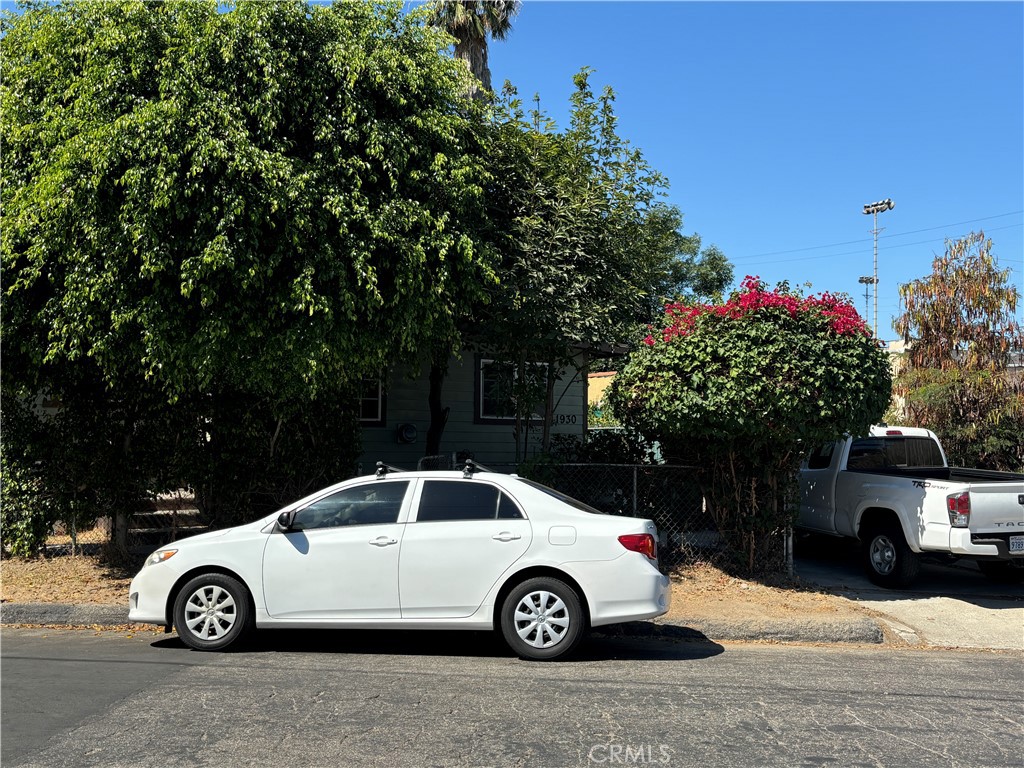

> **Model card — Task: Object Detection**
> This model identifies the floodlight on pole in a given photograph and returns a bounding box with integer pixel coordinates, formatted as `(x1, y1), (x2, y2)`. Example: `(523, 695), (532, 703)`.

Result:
(861, 198), (894, 337)
(858, 275), (877, 324)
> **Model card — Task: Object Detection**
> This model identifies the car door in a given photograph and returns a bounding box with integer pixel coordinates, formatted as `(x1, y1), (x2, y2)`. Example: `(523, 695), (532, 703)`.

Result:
(399, 479), (532, 619)
(799, 442), (840, 532)
(262, 480), (411, 619)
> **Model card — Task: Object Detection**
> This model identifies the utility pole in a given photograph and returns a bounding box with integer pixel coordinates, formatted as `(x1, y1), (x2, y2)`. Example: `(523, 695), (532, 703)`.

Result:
(858, 275), (875, 323)
(862, 198), (894, 338)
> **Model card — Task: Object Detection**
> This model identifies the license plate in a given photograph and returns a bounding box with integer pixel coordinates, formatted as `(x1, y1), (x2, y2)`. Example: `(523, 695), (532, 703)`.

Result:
(1011, 536), (1024, 553)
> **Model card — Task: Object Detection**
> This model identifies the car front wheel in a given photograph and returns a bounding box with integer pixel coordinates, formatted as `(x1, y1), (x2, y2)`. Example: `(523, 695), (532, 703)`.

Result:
(173, 573), (254, 651)
(500, 577), (585, 661)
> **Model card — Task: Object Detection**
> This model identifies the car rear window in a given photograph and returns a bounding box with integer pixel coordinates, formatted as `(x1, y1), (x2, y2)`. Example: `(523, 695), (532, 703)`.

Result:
(847, 437), (944, 470)
(515, 478), (604, 515)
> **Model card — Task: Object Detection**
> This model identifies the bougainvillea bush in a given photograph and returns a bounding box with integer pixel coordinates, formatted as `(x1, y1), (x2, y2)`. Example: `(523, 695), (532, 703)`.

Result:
(609, 277), (892, 573)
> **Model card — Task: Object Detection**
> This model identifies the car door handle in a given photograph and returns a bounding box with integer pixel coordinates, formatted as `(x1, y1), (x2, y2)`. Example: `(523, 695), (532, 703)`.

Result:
(369, 536), (398, 547)
(492, 532), (521, 542)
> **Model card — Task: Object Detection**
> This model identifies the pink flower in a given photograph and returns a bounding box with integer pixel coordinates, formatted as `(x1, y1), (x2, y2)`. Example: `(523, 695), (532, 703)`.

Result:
(652, 275), (870, 341)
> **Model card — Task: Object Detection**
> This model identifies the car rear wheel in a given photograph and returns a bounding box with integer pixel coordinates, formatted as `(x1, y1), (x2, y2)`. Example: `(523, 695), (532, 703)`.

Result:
(173, 573), (254, 651)
(861, 524), (919, 588)
(500, 577), (585, 661)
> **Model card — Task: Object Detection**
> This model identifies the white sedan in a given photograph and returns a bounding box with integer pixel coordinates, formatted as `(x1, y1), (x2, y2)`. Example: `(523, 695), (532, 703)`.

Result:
(129, 464), (670, 660)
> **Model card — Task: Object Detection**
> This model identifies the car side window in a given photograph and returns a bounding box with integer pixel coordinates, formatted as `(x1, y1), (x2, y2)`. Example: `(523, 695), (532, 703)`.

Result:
(417, 481), (523, 522)
(291, 481), (409, 531)
(497, 493), (523, 520)
(806, 443), (835, 470)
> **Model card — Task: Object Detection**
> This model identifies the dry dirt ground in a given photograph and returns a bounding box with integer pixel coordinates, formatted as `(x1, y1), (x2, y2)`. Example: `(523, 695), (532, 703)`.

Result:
(1, 555), (869, 626)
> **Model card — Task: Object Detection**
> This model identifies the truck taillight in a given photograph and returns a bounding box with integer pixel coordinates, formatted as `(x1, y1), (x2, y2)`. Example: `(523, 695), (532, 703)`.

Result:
(618, 533), (657, 561)
(947, 492), (971, 528)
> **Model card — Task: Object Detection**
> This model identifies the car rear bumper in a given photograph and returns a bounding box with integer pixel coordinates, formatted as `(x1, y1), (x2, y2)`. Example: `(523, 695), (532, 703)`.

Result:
(948, 529), (1024, 560)
(566, 555), (671, 627)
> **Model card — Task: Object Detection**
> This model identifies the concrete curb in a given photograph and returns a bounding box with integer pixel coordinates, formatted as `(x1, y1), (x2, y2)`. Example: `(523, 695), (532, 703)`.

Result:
(0, 603), (885, 645)
(1, 603), (132, 627)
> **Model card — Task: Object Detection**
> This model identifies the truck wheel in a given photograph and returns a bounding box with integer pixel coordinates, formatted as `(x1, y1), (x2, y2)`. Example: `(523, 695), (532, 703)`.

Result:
(977, 561), (1024, 584)
(861, 524), (919, 588)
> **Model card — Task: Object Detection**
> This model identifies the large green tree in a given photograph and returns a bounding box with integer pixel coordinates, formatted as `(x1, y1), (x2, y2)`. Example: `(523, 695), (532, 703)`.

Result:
(426, 0), (521, 101)
(1, 0), (493, 527)
(893, 232), (1023, 470)
(610, 278), (891, 573)
(418, 0), (520, 455)
(480, 74), (732, 457)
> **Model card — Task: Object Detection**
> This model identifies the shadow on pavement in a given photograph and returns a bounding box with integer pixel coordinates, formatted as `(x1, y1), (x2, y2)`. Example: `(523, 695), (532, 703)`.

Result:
(150, 626), (725, 662)
(794, 532), (1024, 606)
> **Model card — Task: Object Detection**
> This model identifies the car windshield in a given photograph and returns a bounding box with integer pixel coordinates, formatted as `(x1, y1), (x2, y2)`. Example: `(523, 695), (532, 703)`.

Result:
(516, 478), (604, 515)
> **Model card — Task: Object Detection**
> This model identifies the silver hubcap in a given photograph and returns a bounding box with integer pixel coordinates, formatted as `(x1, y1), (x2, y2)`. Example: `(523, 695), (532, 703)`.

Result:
(183, 585), (237, 640)
(513, 590), (571, 649)
(870, 535), (896, 575)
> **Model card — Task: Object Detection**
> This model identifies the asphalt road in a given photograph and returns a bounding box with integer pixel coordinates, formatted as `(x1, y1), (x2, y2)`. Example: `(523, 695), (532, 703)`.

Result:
(3, 627), (1021, 768)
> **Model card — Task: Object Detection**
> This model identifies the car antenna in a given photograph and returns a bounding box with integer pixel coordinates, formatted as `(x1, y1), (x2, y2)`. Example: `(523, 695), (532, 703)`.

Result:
(375, 461), (407, 479)
(462, 459), (494, 478)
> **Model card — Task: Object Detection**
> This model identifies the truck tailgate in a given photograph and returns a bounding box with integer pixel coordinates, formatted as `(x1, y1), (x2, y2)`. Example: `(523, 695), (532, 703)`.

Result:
(966, 481), (1024, 555)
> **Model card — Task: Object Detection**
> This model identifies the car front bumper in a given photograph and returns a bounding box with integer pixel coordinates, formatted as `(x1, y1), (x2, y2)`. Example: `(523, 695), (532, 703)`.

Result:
(128, 563), (179, 626)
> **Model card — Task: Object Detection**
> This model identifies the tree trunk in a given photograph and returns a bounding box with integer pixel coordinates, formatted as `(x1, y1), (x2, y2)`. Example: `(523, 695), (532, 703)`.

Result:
(454, 37), (490, 101)
(541, 359), (557, 453)
(426, 359), (448, 456)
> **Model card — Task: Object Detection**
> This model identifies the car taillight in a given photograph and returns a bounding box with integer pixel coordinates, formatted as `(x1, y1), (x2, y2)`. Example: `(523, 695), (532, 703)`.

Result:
(947, 492), (971, 528)
(618, 533), (657, 561)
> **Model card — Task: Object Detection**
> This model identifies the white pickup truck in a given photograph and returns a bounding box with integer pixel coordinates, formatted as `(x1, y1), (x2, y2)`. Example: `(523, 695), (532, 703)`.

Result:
(798, 426), (1024, 587)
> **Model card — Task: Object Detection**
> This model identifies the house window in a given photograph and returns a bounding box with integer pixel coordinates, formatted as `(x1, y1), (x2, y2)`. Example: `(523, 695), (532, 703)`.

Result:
(359, 379), (386, 426)
(475, 357), (548, 424)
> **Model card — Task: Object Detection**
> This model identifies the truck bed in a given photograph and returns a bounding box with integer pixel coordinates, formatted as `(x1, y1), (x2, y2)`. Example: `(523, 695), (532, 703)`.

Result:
(845, 466), (1024, 484)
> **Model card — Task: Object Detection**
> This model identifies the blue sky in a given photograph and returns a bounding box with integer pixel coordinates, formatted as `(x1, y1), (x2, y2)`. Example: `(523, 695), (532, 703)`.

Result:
(485, 1), (1024, 341)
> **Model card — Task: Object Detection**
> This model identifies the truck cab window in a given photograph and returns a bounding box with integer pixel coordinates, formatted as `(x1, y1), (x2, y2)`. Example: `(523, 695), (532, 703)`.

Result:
(806, 443), (835, 470)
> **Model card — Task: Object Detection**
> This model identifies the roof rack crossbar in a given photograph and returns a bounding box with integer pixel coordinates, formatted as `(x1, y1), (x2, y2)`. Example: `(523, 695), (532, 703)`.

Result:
(375, 461), (407, 479)
(462, 459), (494, 478)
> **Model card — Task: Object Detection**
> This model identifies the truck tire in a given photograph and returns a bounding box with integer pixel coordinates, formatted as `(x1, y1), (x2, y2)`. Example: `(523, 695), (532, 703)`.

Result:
(861, 524), (919, 588)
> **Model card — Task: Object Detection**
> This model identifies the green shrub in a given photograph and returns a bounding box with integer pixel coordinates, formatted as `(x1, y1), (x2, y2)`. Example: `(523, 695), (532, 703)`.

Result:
(611, 278), (891, 573)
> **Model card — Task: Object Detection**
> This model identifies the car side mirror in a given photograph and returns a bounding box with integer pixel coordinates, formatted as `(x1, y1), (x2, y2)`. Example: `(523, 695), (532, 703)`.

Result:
(277, 511), (294, 531)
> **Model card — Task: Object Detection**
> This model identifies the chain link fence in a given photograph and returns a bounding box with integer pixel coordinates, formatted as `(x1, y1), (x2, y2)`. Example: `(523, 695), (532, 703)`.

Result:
(45, 490), (208, 558)
(513, 463), (720, 570)
(56, 462), (721, 570)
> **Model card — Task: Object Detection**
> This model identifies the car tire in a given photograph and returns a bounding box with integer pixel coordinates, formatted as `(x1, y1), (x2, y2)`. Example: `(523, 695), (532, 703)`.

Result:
(977, 560), (1024, 584)
(173, 573), (254, 651)
(861, 524), (919, 588)
(500, 577), (585, 661)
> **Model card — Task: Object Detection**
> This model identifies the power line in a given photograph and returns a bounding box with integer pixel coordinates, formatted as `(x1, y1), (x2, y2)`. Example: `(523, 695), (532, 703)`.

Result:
(737, 223), (1024, 267)
(730, 210), (1023, 262)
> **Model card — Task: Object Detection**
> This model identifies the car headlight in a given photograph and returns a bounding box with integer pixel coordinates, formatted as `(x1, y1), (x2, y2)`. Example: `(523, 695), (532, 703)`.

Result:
(146, 549), (178, 567)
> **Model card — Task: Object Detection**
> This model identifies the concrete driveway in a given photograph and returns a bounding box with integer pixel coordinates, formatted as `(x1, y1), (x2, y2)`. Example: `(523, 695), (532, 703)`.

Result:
(795, 535), (1024, 650)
